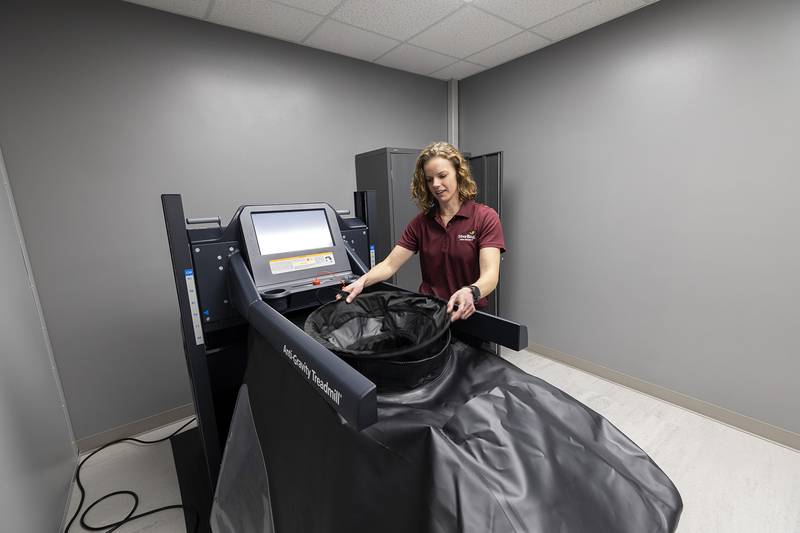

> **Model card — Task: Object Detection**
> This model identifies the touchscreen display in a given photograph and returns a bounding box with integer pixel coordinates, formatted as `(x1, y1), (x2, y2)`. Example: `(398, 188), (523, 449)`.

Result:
(251, 209), (334, 256)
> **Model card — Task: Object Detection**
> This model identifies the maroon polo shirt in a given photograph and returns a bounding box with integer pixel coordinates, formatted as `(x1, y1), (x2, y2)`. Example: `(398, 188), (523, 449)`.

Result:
(396, 200), (505, 308)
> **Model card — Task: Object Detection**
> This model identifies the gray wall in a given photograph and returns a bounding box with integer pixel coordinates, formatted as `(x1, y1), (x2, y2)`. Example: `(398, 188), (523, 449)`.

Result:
(461, 0), (800, 433)
(0, 150), (76, 531)
(0, 0), (446, 440)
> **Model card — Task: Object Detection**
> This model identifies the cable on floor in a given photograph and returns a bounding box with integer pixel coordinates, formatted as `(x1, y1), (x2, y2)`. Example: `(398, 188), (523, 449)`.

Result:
(64, 418), (199, 533)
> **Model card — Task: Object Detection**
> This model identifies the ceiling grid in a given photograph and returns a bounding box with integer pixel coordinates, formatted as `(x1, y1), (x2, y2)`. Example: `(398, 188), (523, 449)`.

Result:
(124, 0), (657, 79)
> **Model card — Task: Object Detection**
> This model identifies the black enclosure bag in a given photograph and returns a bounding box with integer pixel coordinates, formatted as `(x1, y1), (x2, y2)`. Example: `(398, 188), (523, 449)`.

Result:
(305, 291), (452, 390)
(230, 331), (684, 533)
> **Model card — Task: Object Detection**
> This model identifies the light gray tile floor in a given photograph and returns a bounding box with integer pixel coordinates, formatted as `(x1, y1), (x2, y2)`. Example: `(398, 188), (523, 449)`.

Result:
(503, 349), (800, 533)
(64, 351), (800, 532)
(64, 419), (195, 533)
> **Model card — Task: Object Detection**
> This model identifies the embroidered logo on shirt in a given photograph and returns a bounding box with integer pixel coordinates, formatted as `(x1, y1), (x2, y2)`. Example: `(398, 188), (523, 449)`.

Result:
(458, 229), (477, 242)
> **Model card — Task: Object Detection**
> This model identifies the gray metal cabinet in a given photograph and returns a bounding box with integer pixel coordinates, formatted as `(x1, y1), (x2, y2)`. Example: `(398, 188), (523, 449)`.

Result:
(355, 148), (423, 293)
(468, 151), (503, 317)
(355, 147), (503, 316)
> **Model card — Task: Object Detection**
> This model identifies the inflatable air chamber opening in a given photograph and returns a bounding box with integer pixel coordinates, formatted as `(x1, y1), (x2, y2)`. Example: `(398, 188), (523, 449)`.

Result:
(305, 291), (452, 390)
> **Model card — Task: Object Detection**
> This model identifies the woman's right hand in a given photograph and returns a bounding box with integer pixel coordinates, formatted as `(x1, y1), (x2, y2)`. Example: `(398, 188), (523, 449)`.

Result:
(338, 277), (366, 303)
(336, 247), (412, 304)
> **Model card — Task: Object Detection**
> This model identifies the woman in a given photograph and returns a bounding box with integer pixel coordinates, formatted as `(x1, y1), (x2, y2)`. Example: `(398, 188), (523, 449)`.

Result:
(341, 142), (505, 321)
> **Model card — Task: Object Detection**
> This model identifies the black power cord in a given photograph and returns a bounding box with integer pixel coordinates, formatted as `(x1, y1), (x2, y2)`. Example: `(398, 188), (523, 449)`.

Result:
(65, 418), (199, 533)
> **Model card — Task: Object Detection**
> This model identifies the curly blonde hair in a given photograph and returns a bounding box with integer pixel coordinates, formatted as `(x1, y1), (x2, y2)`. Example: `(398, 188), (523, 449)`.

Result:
(411, 142), (477, 213)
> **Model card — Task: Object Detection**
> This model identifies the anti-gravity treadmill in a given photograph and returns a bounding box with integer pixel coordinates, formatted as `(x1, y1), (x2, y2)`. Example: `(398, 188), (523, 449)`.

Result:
(162, 194), (682, 533)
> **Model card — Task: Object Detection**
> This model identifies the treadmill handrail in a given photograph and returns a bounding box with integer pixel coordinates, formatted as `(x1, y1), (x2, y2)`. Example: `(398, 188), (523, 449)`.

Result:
(345, 244), (369, 276)
(228, 252), (378, 430)
(372, 281), (529, 351)
(451, 310), (529, 351)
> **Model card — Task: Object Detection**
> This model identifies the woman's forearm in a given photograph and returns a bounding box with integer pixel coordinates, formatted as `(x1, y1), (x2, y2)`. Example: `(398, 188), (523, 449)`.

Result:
(359, 260), (396, 288)
(358, 246), (414, 289)
(471, 273), (498, 299)
(471, 247), (501, 299)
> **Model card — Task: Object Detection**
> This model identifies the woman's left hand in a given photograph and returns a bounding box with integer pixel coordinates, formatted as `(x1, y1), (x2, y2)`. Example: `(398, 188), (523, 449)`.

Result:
(447, 287), (476, 321)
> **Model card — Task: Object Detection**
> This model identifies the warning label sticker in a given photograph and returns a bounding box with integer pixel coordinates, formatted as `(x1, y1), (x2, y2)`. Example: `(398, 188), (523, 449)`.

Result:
(269, 252), (335, 274)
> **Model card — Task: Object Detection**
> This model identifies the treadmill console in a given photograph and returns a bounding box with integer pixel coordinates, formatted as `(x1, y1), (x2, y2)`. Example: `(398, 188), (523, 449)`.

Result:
(239, 204), (355, 299)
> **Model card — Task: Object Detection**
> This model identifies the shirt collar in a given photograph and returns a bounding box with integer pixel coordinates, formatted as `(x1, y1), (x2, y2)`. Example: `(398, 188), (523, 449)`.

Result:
(430, 199), (475, 220)
(457, 200), (476, 219)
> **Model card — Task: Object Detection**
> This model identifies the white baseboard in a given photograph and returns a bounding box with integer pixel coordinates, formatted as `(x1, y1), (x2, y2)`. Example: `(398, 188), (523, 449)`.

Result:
(59, 456), (79, 531)
(76, 403), (195, 453)
(527, 343), (800, 452)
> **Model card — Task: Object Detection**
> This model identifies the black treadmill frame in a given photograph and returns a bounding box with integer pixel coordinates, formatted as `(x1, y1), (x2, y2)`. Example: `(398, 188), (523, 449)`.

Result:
(162, 192), (528, 504)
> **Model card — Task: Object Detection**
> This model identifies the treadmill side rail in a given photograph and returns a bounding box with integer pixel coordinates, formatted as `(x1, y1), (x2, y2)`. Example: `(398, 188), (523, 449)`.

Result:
(345, 244), (369, 276)
(229, 253), (378, 430)
(451, 311), (529, 351)
(372, 282), (529, 351)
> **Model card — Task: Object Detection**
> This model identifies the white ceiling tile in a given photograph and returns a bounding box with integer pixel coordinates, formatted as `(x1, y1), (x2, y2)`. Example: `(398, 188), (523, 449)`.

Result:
(410, 5), (521, 58)
(375, 44), (455, 76)
(272, 0), (343, 16)
(467, 31), (550, 68)
(332, 0), (463, 41)
(124, 0), (212, 19)
(305, 20), (400, 62)
(471, 0), (589, 29)
(431, 61), (486, 80)
(209, 0), (323, 42)
(129, 0), (658, 81)
(533, 0), (646, 42)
